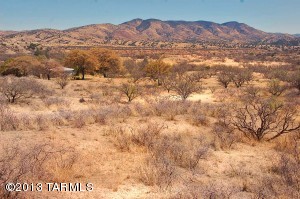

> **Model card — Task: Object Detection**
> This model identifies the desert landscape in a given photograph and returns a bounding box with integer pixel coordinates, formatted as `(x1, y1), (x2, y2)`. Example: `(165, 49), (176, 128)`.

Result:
(0, 1), (300, 199)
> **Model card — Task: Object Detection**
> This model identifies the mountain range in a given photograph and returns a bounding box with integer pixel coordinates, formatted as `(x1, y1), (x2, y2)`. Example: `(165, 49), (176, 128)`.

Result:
(0, 19), (299, 53)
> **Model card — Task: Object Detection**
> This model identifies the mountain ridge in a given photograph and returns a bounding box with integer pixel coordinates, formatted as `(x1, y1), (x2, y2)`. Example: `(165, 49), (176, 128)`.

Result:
(0, 19), (299, 51)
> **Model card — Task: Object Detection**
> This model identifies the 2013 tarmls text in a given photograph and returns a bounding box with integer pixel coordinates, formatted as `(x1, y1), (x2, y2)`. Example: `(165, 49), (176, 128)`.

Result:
(5, 182), (94, 192)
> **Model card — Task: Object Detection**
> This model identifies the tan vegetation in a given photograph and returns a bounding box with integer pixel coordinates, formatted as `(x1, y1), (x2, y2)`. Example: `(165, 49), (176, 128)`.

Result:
(0, 45), (299, 199)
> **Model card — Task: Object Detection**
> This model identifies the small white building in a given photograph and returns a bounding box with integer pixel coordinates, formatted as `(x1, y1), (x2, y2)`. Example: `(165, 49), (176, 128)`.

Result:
(62, 67), (75, 75)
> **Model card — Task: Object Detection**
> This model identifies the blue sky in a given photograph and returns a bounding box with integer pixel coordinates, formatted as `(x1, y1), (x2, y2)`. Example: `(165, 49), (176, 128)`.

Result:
(0, 0), (299, 34)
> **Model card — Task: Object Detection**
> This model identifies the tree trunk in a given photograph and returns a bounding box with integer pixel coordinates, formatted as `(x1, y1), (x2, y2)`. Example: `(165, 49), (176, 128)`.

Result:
(157, 79), (162, 86)
(82, 69), (85, 80)
(103, 72), (107, 78)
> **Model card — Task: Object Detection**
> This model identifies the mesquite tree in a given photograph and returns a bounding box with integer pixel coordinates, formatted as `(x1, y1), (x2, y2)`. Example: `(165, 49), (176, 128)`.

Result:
(90, 48), (122, 78)
(232, 68), (252, 88)
(145, 60), (172, 86)
(288, 70), (300, 94)
(119, 83), (141, 102)
(64, 50), (97, 80)
(173, 75), (201, 101)
(231, 98), (300, 141)
(0, 76), (48, 103)
(217, 71), (233, 88)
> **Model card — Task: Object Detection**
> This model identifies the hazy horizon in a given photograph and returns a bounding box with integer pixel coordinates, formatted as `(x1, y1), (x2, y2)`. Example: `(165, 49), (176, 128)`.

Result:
(0, 0), (299, 34)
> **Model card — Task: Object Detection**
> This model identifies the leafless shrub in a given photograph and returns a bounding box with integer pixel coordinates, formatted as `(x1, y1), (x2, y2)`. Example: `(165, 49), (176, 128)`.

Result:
(276, 155), (300, 193)
(172, 61), (191, 77)
(72, 109), (102, 128)
(73, 112), (87, 128)
(213, 121), (239, 150)
(119, 82), (141, 102)
(172, 183), (240, 199)
(55, 73), (70, 89)
(189, 114), (210, 126)
(138, 154), (176, 190)
(148, 98), (193, 120)
(132, 122), (167, 149)
(100, 85), (113, 97)
(0, 142), (78, 199)
(264, 68), (288, 82)
(251, 138), (300, 198)
(232, 68), (253, 88)
(173, 75), (201, 100)
(287, 70), (300, 94)
(271, 135), (300, 196)
(189, 71), (206, 83)
(92, 110), (108, 125)
(217, 70), (233, 88)
(116, 105), (135, 121)
(8, 113), (57, 131)
(0, 76), (50, 103)
(243, 85), (260, 100)
(12, 114), (28, 130)
(58, 109), (73, 120)
(249, 176), (282, 199)
(267, 79), (287, 96)
(108, 122), (167, 152)
(123, 58), (145, 82)
(109, 126), (132, 152)
(202, 103), (227, 118)
(3, 105), (111, 132)
(148, 133), (211, 172)
(36, 113), (64, 128)
(231, 98), (300, 141)
(42, 97), (70, 108)
(201, 183), (241, 199)
(47, 113), (65, 126)
(184, 146), (209, 171)
(67, 106), (126, 127)
(132, 102), (154, 117)
(0, 105), (17, 131)
(137, 129), (208, 190)
(226, 162), (253, 178)
(213, 89), (230, 102)
(35, 114), (50, 131)
(161, 74), (176, 93)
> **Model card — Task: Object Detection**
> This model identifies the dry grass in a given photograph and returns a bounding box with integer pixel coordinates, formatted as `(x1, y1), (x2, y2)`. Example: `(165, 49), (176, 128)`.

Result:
(0, 141), (79, 199)
(0, 65), (299, 199)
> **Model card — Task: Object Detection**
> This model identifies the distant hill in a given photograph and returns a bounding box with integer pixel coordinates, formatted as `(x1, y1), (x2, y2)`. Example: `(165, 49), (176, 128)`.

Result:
(294, 34), (300, 37)
(0, 31), (17, 36)
(0, 19), (299, 53)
